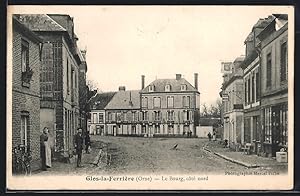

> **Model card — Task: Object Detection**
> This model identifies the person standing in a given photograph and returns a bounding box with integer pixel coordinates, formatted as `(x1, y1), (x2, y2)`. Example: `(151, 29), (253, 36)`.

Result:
(74, 128), (84, 167)
(40, 127), (48, 171)
(207, 132), (212, 141)
(85, 132), (91, 154)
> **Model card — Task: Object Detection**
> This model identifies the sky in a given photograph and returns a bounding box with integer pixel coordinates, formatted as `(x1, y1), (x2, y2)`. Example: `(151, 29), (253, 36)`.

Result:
(11, 6), (291, 106)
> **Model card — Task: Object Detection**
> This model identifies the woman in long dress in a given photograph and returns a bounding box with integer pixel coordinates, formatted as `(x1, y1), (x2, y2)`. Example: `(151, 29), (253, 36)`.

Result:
(44, 128), (52, 168)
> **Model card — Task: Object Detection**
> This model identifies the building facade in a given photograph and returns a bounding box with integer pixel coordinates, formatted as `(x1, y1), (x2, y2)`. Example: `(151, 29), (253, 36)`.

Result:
(241, 16), (273, 154)
(257, 14), (288, 157)
(12, 16), (42, 171)
(17, 14), (82, 159)
(140, 74), (200, 137)
(88, 92), (116, 135)
(105, 87), (142, 136)
(221, 57), (245, 148)
(78, 49), (88, 133)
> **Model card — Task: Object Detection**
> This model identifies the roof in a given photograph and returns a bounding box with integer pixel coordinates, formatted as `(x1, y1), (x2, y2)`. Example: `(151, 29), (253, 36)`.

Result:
(199, 118), (221, 127)
(105, 90), (140, 110)
(14, 14), (67, 32)
(90, 92), (116, 110)
(13, 16), (43, 43)
(141, 78), (198, 93)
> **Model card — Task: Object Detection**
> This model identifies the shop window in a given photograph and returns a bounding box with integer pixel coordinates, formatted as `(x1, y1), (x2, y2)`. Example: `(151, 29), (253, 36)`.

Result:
(264, 107), (272, 143)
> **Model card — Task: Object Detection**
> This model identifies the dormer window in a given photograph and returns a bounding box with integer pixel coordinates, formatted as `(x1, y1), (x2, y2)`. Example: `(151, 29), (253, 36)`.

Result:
(180, 84), (187, 91)
(149, 85), (155, 92)
(165, 84), (171, 92)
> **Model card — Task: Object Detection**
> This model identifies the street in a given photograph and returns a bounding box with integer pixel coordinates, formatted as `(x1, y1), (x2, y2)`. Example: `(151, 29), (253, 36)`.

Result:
(34, 135), (287, 176)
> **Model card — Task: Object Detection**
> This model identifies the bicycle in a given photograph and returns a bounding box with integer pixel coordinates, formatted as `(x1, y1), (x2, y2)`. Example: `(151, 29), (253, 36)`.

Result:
(12, 145), (32, 176)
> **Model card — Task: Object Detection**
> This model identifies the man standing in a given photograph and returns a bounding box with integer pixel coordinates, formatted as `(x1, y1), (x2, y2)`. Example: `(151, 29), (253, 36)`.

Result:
(74, 128), (84, 167)
(40, 127), (49, 171)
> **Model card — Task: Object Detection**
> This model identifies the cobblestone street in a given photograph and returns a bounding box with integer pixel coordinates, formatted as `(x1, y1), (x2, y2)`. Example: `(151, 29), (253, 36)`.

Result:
(34, 135), (288, 176)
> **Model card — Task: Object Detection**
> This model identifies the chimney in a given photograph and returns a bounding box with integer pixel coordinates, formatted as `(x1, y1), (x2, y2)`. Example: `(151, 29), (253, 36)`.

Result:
(194, 73), (198, 90)
(119, 86), (126, 91)
(141, 75), (145, 89)
(176, 74), (182, 80)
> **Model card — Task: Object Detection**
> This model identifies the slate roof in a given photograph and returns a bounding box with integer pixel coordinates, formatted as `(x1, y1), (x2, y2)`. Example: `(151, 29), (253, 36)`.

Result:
(105, 90), (140, 110)
(14, 14), (67, 32)
(90, 92), (116, 110)
(141, 78), (198, 93)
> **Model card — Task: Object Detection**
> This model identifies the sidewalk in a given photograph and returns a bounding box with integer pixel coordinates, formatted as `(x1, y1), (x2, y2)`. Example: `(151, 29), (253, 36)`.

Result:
(32, 141), (104, 176)
(203, 141), (288, 171)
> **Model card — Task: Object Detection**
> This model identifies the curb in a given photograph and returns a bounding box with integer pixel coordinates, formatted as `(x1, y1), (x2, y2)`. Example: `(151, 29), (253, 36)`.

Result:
(203, 147), (259, 168)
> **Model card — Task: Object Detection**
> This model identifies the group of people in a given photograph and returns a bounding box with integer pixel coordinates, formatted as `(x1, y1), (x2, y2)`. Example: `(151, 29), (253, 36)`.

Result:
(40, 127), (91, 171)
(207, 131), (217, 141)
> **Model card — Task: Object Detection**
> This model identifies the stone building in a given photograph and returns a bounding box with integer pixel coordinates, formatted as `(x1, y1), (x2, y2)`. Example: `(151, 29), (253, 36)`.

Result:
(257, 14), (288, 157)
(140, 74), (200, 137)
(105, 87), (141, 136)
(241, 16), (274, 154)
(16, 14), (82, 159)
(88, 92), (116, 135)
(12, 16), (42, 171)
(221, 56), (245, 148)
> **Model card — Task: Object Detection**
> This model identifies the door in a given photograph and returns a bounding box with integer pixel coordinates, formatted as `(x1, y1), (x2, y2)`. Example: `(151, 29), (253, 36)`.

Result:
(271, 106), (280, 157)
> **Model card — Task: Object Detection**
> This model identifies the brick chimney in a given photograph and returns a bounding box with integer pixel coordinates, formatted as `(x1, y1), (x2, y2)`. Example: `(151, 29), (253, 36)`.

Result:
(194, 73), (198, 90)
(176, 74), (182, 80)
(119, 86), (126, 91)
(141, 75), (145, 89)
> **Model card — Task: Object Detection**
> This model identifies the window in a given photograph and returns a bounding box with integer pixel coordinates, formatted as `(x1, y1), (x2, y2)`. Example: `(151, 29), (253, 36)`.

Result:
(183, 110), (190, 121)
(20, 115), (29, 149)
(252, 75), (255, 103)
(21, 39), (29, 73)
(167, 111), (174, 121)
(181, 84), (187, 91)
(132, 112), (137, 122)
(264, 107), (272, 143)
(93, 113), (98, 123)
(99, 113), (104, 123)
(142, 97), (148, 108)
(153, 97), (161, 108)
(244, 80), (248, 105)
(142, 111), (148, 121)
(165, 84), (171, 91)
(256, 72), (260, 101)
(67, 59), (69, 94)
(142, 126), (146, 134)
(111, 112), (116, 121)
(149, 85), (155, 92)
(247, 78), (250, 104)
(280, 42), (288, 82)
(155, 125), (160, 134)
(167, 96), (174, 108)
(183, 96), (190, 108)
(266, 53), (272, 87)
(116, 112), (122, 122)
(154, 111), (161, 121)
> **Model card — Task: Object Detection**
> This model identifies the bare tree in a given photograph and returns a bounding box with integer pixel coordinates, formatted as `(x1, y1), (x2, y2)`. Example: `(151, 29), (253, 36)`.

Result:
(201, 103), (209, 117)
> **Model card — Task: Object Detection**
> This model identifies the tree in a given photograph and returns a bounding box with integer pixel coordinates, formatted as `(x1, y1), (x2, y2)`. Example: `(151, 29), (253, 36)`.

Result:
(201, 103), (209, 117)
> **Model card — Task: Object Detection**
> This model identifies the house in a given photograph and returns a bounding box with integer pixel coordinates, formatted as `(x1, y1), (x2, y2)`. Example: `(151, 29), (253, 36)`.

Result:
(88, 92), (116, 135)
(241, 16), (274, 154)
(139, 74), (200, 137)
(257, 14), (288, 157)
(16, 14), (82, 160)
(221, 56), (245, 149)
(105, 87), (141, 136)
(12, 16), (42, 172)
